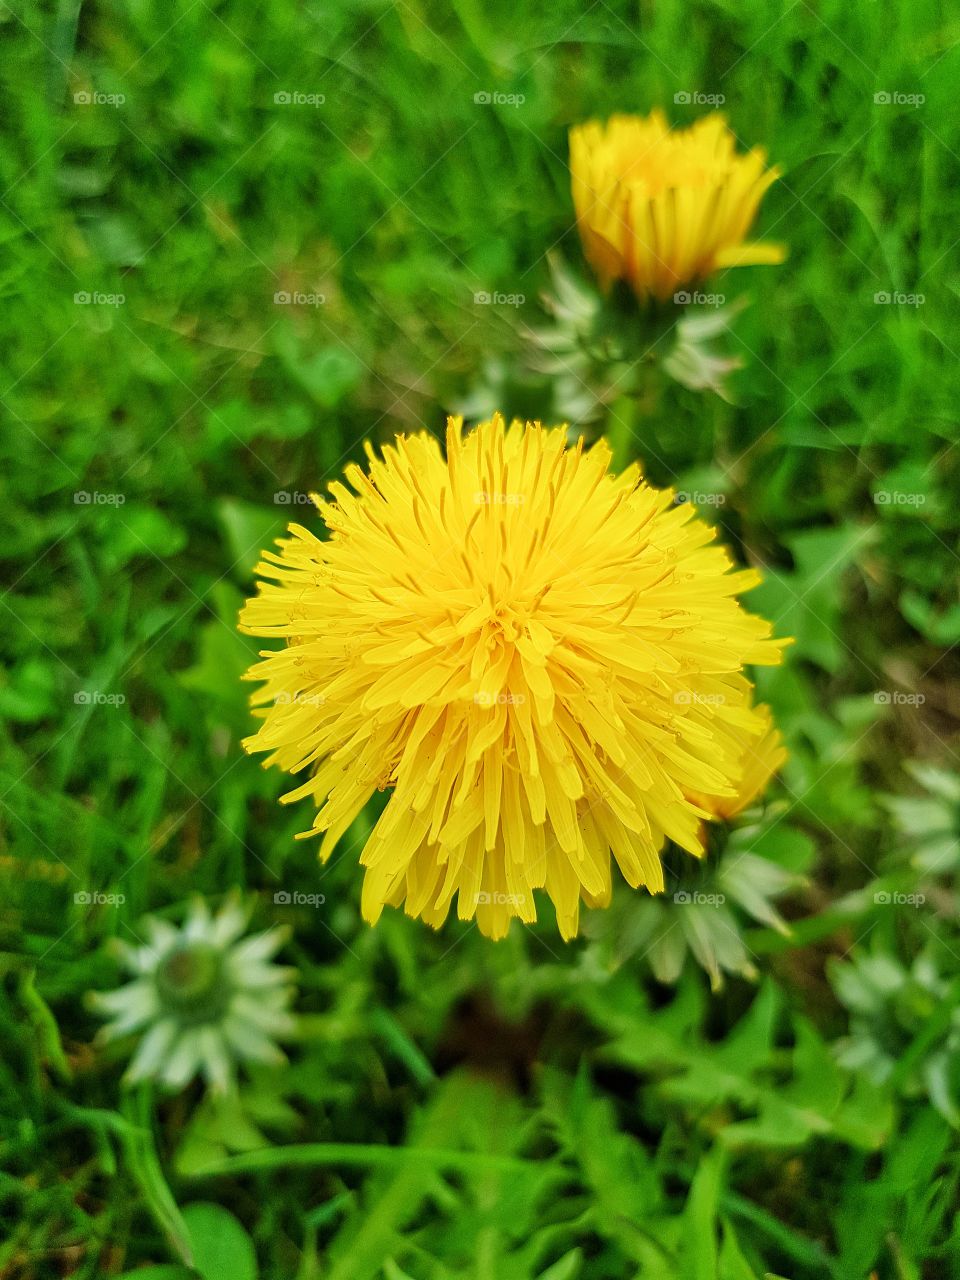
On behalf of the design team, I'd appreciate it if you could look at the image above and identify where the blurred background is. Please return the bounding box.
[2,1,960,1277]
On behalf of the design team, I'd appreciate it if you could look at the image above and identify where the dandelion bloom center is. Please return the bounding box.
[239,415,786,939]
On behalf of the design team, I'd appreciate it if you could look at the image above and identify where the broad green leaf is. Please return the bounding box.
[183,1202,258,1280]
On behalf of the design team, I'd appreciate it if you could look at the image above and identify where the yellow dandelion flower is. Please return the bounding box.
[687,702,787,822]
[239,415,787,940]
[570,110,786,302]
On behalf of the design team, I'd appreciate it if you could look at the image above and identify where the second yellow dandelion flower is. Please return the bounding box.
[569,110,786,302]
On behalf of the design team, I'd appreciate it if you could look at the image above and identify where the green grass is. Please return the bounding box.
[3,0,960,1276]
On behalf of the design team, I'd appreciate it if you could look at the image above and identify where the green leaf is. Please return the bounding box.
[103,504,188,572]
[537,1249,584,1280]
[182,1203,258,1280]
[178,582,257,724]
[274,330,363,408]
[18,970,71,1081]
[718,1218,763,1280]
[682,1147,724,1280]
[541,1064,671,1268]
[0,658,61,724]
[598,980,892,1152]
[748,525,872,673]
[216,497,286,582]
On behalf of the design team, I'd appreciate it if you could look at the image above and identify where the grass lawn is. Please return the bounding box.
[2,0,960,1276]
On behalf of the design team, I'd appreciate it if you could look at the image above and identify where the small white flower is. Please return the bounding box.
[90,895,297,1094]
